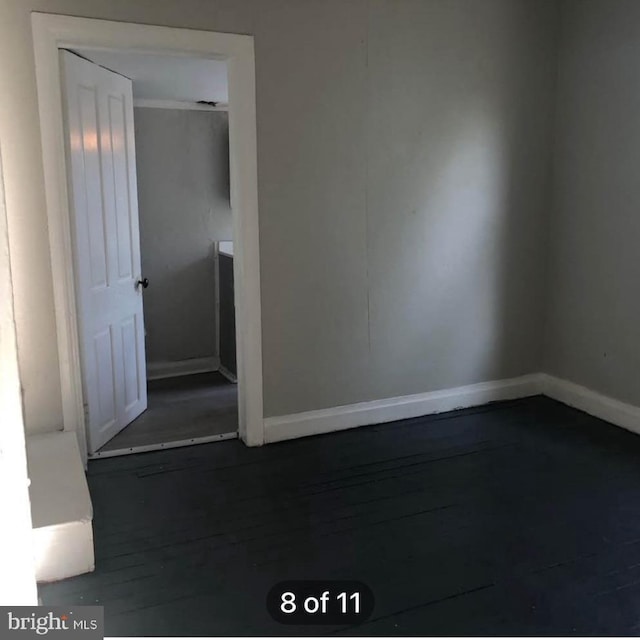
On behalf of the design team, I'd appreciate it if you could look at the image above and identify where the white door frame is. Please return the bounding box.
[32,13,265,463]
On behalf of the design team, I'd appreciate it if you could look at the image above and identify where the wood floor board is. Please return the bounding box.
[39,395,640,635]
[90,461,634,578]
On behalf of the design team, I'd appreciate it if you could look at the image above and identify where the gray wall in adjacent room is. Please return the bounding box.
[545,0,640,406]
[0,0,558,433]
[134,107,231,366]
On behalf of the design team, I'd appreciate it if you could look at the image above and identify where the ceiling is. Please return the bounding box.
[72,49,228,104]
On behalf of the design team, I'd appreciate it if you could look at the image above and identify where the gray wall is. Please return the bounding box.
[0,0,558,434]
[545,0,640,406]
[134,107,231,365]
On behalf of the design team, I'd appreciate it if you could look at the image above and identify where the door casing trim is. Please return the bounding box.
[32,13,265,463]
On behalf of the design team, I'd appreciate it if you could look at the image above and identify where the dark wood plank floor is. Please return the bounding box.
[40,396,640,636]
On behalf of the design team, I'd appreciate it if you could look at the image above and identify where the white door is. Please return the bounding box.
[60,50,147,454]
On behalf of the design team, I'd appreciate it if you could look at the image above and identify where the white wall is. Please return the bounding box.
[134,107,231,366]
[0,146,38,604]
[0,0,558,435]
[545,0,640,407]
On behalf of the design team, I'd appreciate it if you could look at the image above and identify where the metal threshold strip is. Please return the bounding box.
[89,431,238,459]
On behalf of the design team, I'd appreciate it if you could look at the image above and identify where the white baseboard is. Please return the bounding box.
[26,432,94,582]
[32,520,94,583]
[540,374,640,436]
[264,373,545,444]
[147,356,220,381]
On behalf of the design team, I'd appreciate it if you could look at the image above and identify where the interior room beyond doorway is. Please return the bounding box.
[64,47,239,457]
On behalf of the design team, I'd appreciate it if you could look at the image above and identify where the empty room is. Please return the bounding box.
[1,0,640,637]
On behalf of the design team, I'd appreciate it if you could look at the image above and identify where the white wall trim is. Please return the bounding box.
[540,374,640,436]
[133,98,228,111]
[26,431,93,582]
[263,372,640,446]
[147,356,220,381]
[264,373,545,443]
[31,13,265,461]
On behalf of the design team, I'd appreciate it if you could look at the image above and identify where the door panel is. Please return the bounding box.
[94,328,116,431]
[77,85,108,289]
[107,94,135,280]
[61,50,147,453]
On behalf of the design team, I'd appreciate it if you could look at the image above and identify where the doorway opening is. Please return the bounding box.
[59,48,239,457]
[32,14,264,464]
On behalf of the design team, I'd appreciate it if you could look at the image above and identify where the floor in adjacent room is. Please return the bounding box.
[41,395,640,636]
[98,372,238,453]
